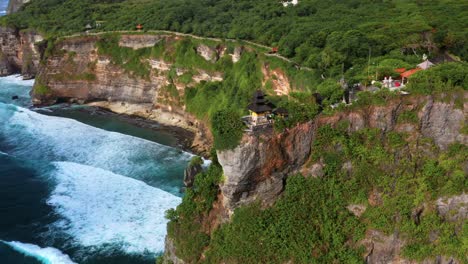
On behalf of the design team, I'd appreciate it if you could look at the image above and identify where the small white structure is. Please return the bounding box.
[417,60,434,70]
[282,0,299,7]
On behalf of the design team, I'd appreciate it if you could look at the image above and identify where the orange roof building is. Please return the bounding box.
[394,68,406,74]
[401,68,422,78]
[401,68,422,83]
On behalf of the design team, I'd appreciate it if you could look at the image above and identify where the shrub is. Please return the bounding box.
[211,109,245,150]
[397,110,419,124]
[34,84,51,95]
[406,62,468,95]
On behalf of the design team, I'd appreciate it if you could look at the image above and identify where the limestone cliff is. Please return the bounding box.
[32,34,222,154]
[163,92,466,263]
[6,0,30,14]
[30,33,298,154]
[0,26,42,78]
[217,93,467,215]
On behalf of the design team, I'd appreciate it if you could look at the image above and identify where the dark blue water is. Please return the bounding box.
[0,76,191,264]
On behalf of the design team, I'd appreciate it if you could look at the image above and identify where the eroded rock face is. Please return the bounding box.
[232,46,244,63]
[420,97,467,149]
[361,230,406,264]
[184,162,203,188]
[436,194,467,223]
[196,44,218,62]
[217,94,467,215]
[163,237,185,264]
[217,122,314,215]
[0,27,42,78]
[262,63,291,96]
[360,229,462,264]
[7,0,30,14]
[347,204,367,217]
[119,34,166,49]
[33,35,218,154]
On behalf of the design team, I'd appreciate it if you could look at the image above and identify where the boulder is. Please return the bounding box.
[183,157,203,188]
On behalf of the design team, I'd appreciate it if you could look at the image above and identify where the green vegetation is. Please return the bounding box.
[7,0,468,151]
[166,121,467,263]
[3,0,467,82]
[96,34,152,78]
[34,83,51,95]
[166,162,223,261]
[271,92,319,131]
[206,174,365,263]
[189,156,204,167]
[397,110,419,124]
[405,62,468,95]
[211,109,244,151]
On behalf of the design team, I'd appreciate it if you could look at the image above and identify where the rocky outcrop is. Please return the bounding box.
[7,0,30,14]
[361,230,406,264]
[163,237,185,264]
[196,44,218,62]
[420,98,466,149]
[262,63,291,96]
[184,160,203,188]
[436,193,467,223]
[217,94,467,215]
[217,122,313,215]
[0,26,42,78]
[360,230,461,264]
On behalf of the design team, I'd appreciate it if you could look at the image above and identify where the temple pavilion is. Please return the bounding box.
[244,89,288,132]
[247,90,275,126]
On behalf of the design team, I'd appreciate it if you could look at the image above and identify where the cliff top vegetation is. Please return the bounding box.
[3,0,467,77]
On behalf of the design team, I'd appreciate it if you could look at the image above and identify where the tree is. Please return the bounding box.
[211,109,245,150]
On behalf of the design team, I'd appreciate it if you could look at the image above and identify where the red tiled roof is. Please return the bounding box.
[401,68,422,78]
[394,68,406,73]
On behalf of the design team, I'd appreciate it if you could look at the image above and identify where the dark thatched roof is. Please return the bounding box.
[247,90,275,113]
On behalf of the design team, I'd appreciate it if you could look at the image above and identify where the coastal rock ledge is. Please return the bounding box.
[217,94,467,215]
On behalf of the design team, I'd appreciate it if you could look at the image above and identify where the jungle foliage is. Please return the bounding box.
[3,0,468,80]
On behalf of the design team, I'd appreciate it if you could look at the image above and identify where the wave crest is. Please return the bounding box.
[1,240,76,264]
[47,162,181,255]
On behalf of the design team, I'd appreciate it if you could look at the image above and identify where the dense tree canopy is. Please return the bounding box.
[4,0,467,68]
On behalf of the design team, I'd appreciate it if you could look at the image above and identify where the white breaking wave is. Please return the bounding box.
[0,103,192,191]
[47,162,181,254]
[0,75,35,86]
[1,240,76,264]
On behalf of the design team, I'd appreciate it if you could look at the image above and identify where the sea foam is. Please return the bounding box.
[0,103,192,192]
[0,75,35,86]
[1,240,76,264]
[47,162,181,255]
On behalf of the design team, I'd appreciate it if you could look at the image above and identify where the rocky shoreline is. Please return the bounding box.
[36,104,201,156]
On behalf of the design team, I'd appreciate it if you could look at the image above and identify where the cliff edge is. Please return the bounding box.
[0,26,42,78]
[7,0,30,14]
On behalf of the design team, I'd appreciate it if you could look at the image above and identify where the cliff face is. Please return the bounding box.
[217,94,467,215]
[31,34,296,154]
[33,34,222,153]
[6,0,30,14]
[213,93,467,263]
[0,26,42,78]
